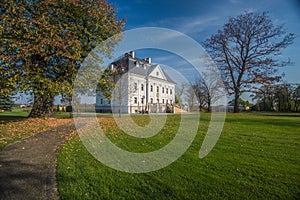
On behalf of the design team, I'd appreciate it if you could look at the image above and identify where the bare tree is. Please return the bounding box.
[194,60,224,112]
[185,85,197,111]
[193,79,207,111]
[175,82,187,107]
[204,12,295,112]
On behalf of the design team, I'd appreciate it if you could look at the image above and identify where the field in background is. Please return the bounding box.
[56,113,300,199]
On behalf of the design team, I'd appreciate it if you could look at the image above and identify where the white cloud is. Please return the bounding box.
[148,15,222,36]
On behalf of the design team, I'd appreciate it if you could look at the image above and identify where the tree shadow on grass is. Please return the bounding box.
[0,116,28,124]
[260,113,300,118]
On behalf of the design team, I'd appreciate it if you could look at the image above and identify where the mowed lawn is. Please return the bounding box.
[57,113,300,199]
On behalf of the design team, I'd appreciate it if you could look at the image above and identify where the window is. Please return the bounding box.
[150,98,153,103]
[134,83,137,90]
[157,86,159,92]
[166,88,168,94]
[108,100,111,105]
[100,99,103,104]
[141,84,144,91]
[150,85,153,92]
[170,89,173,95]
[156,71,159,76]
[166,99,168,104]
[157,99,159,103]
[134,97,137,104]
[141,98,144,104]
[162,99,164,104]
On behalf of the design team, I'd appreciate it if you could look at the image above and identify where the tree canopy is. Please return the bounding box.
[203,11,295,112]
[1,0,124,117]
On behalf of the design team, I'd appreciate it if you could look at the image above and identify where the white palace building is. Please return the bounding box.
[95,51,176,114]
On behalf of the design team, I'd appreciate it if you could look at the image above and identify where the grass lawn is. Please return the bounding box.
[0,108,30,119]
[57,113,300,199]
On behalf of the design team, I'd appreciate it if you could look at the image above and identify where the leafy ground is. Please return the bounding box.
[57,113,300,199]
[0,108,72,149]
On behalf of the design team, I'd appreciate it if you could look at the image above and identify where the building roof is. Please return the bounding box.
[129,64,175,84]
[110,51,176,84]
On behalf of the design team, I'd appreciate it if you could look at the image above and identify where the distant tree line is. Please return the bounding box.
[251,83,300,112]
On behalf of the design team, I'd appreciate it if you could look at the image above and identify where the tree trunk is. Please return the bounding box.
[207,94,211,112]
[29,91,55,118]
[233,93,240,113]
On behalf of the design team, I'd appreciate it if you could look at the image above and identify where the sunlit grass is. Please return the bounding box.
[57,113,300,199]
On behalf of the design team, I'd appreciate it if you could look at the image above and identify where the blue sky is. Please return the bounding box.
[110,0,300,84]
[16,0,300,104]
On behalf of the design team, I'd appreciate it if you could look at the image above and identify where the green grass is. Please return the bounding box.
[0,108,74,120]
[0,108,30,120]
[57,113,300,199]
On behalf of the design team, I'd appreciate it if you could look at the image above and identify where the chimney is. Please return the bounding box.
[144,57,151,64]
[129,51,135,58]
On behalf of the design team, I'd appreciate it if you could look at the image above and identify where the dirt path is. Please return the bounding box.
[0,123,76,200]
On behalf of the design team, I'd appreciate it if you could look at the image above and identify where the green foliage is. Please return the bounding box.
[252,83,300,112]
[0,95,14,111]
[97,68,116,100]
[66,106,72,113]
[57,113,300,199]
[1,0,124,117]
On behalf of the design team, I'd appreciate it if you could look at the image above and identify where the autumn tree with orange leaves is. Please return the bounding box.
[1,0,124,117]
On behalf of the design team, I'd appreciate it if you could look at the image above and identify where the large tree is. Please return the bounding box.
[203,12,295,112]
[1,0,124,117]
